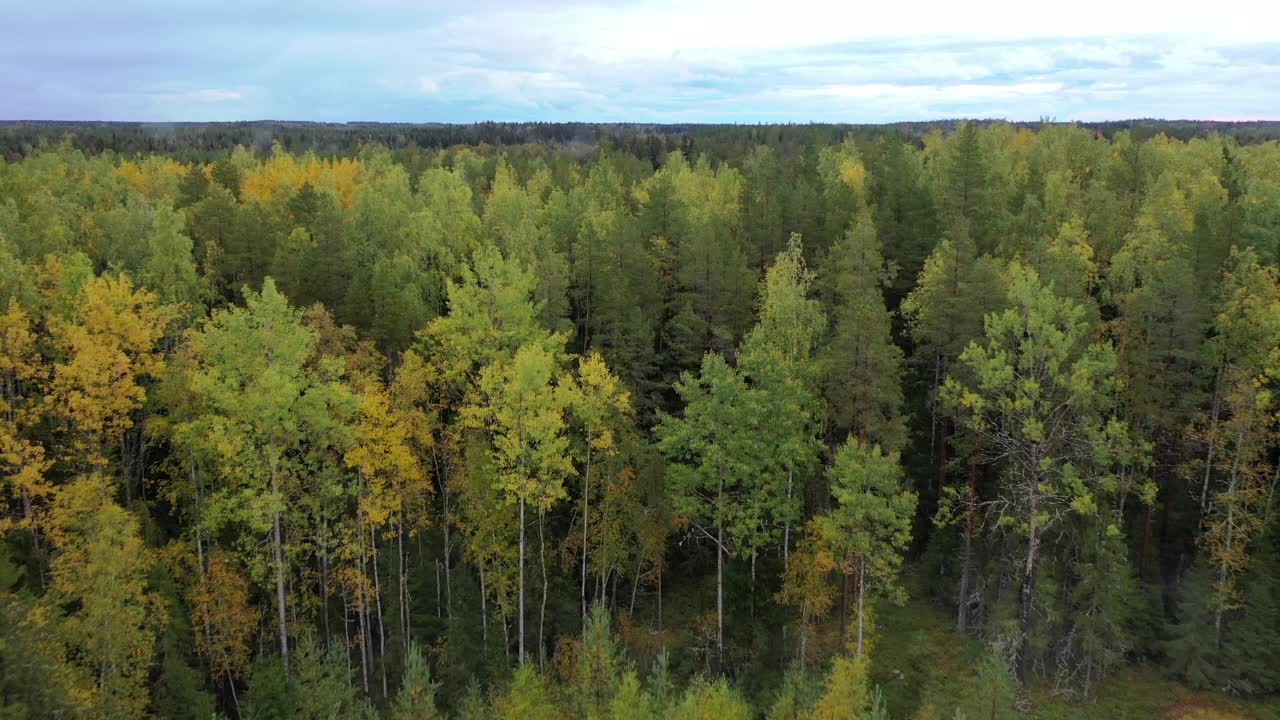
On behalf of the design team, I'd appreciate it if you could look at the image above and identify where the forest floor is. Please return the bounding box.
[869,576,1280,720]
[627,561,1278,719]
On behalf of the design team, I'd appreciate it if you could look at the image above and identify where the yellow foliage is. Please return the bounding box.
[345,349,437,538]
[240,143,363,208]
[811,655,871,720]
[839,159,867,192]
[0,300,52,534]
[192,553,258,682]
[114,156,189,199]
[50,274,173,468]
[47,474,163,719]
[777,536,837,625]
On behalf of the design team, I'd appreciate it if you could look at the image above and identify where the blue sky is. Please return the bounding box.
[5,0,1280,123]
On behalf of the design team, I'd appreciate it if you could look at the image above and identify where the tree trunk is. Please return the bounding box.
[273,509,289,673]
[938,416,949,495]
[343,595,353,679]
[479,564,488,644]
[630,556,643,616]
[840,567,849,643]
[716,473,725,672]
[190,457,214,656]
[434,448,453,619]
[958,459,977,631]
[799,621,808,671]
[518,497,526,666]
[657,564,664,652]
[20,487,39,553]
[598,479,611,600]
[1018,522,1040,683]
[398,517,408,644]
[1200,364,1225,519]
[1214,429,1245,649]
[783,465,793,571]
[226,669,241,718]
[356,593,370,695]
[582,443,592,632]
[539,510,548,671]
[502,611,510,659]
[856,559,866,658]
[370,525,388,698]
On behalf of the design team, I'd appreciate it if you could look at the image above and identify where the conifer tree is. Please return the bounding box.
[823,210,906,452]
[942,263,1149,681]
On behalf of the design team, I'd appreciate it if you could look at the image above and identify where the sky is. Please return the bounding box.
[4,0,1280,123]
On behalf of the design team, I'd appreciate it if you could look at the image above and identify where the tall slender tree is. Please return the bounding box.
[942,263,1149,681]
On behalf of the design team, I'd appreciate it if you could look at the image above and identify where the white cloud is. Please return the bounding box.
[996,46,1056,73]
[1057,41,1136,66]
[13,0,1280,121]
[1158,44,1229,72]
[187,89,241,102]
[780,81,1062,102]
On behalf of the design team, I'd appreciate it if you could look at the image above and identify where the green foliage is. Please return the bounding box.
[142,201,202,309]
[243,655,296,720]
[669,677,752,720]
[811,655,871,720]
[765,666,820,720]
[46,475,162,719]
[571,604,625,718]
[608,670,657,720]
[392,643,442,720]
[0,585,84,719]
[493,665,564,720]
[816,438,917,654]
[292,634,372,720]
[150,562,217,720]
[1,123,1279,720]
[942,262,1149,685]
[822,211,906,451]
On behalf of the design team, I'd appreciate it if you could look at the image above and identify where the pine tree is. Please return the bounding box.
[493,664,565,720]
[392,642,442,720]
[822,211,905,452]
[609,670,658,720]
[810,655,871,720]
[942,263,1148,682]
[670,677,752,720]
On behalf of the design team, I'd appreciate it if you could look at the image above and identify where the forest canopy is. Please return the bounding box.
[1,120,1279,719]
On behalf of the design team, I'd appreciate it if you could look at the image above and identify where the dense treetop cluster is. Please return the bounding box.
[0,121,1278,718]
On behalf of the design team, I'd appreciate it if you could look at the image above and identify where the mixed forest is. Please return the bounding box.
[1,120,1279,719]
